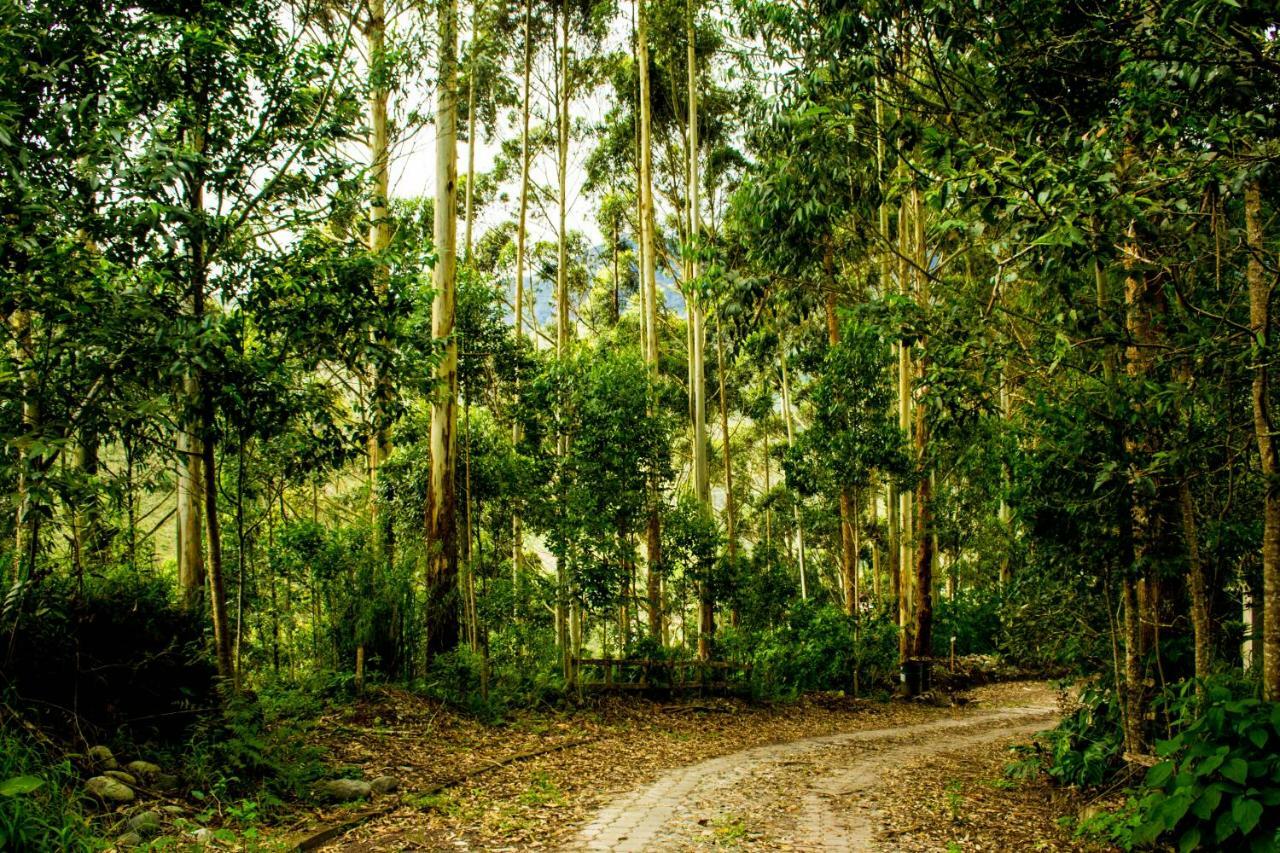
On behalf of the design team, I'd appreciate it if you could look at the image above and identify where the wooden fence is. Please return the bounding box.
[570,657,752,692]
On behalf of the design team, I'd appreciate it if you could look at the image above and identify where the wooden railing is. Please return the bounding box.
[570,657,751,691]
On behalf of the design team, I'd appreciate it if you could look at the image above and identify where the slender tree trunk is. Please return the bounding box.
[1246,181,1280,701]
[762,388,772,550]
[897,196,913,660]
[178,84,212,620]
[511,0,533,607]
[426,0,461,657]
[871,477,882,607]
[555,3,575,684]
[74,427,106,575]
[464,397,479,652]
[202,409,233,685]
[177,380,204,608]
[1121,574,1144,754]
[463,0,479,263]
[11,306,39,586]
[363,0,394,684]
[716,312,737,626]
[825,288,857,617]
[637,0,663,644]
[887,479,899,620]
[686,0,712,660]
[779,343,805,598]
[909,185,933,663]
[268,483,280,674]
[875,86,899,626]
[1122,216,1160,750]
[998,376,1012,586]
[234,437,247,692]
[1179,479,1211,686]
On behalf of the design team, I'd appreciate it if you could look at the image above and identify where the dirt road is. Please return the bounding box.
[572,683,1059,851]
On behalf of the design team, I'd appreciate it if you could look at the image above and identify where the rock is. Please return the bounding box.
[314,778,372,802]
[370,775,399,795]
[87,745,118,770]
[152,772,180,792]
[125,760,161,779]
[104,770,137,785]
[192,827,216,847]
[85,775,134,803]
[115,831,143,848]
[128,810,162,836]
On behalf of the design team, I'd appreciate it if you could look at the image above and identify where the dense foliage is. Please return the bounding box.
[1,0,1277,848]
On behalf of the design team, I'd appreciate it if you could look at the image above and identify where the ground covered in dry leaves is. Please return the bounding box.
[269,681,1111,851]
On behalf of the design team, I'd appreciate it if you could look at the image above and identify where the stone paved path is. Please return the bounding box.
[571,693,1058,852]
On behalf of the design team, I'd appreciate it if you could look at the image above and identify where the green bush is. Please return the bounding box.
[997,564,1110,673]
[419,624,564,719]
[2,570,216,744]
[0,722,99,851]
[185,693,326,802]
[1041,682,1125,788]
[720,601,898,698]
[932,587,1001,657]
[1089,680,1280,851]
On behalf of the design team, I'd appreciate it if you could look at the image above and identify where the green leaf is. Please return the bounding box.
[1178,826,1201,853]
[1147,761,1175,788]
[1215,808,1239,843]
[0,776,44,797]
[1232,798,1262,835]
[1199,754,1224,776]
[1222,758,1249,785]
[1193,785,1223,820]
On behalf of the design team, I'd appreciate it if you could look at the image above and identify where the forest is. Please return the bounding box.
[1,0,1278,850]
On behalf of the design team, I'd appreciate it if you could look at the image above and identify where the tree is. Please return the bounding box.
[427,0,462,657]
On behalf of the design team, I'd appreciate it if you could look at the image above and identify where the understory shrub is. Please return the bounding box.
[1086,680,1280,851]
[721,601,897,698]
[0,720,98,851]
[1041,682,1126,788]
[932,587,1001,657]
[1,570,217,745]
[184,692,327,802]
[418,622,563,718]
[997,563,1110,673]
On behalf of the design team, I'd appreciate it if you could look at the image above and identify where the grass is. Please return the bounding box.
[712,813,749,845]
[944,779,966,822]
[517,772,565,807]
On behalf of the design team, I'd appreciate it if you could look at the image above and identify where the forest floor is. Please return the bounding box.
[271,679,1113,852]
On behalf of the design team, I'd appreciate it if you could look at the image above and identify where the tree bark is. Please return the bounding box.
[897,196,913,662]
[998,375,1012,586]
[363,0,395,685]
[825,289,857,617]
[1122,216,1161,748]
[637,0,663,644]
[716,312,737,626]
[554,2,576,684]
[909,185,932,663]
[510,0,533,606]
[1179,479,1211,685]
[11,307,39,586]
[202,408,233,685]
[686,0,712,660]
[779,343,806,598]
[463,0,480,263]
[426,0,461,657]
[1246,180,1279,701]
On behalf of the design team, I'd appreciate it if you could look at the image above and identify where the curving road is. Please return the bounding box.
[571,689,1059,851]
